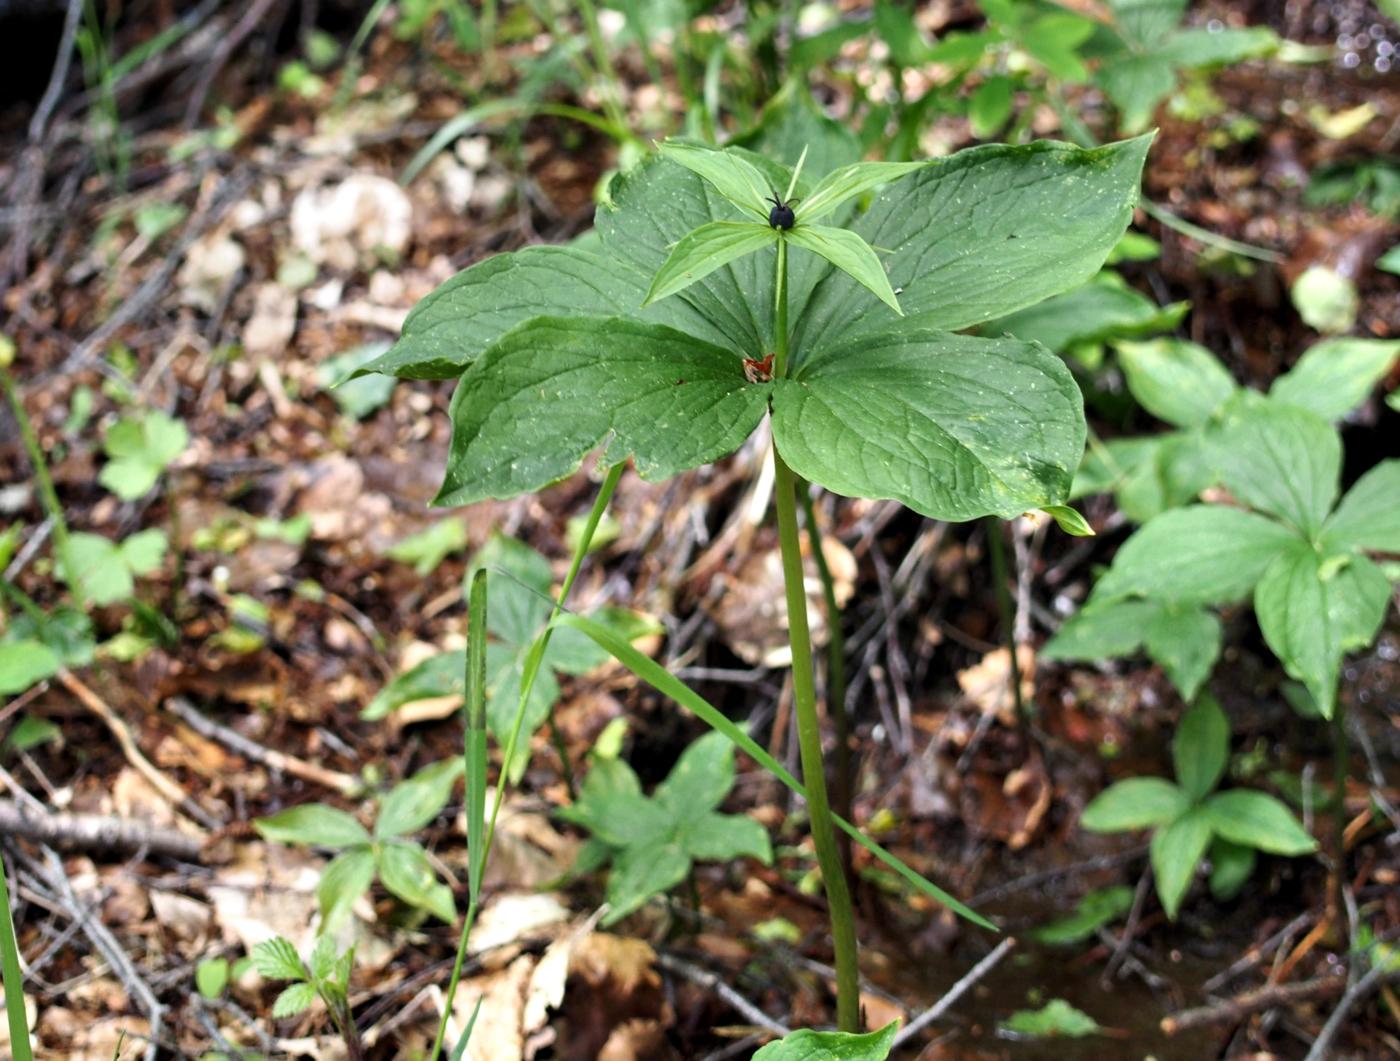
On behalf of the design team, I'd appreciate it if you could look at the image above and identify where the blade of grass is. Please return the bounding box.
[0,854,33,1061]
[549,610,995,931]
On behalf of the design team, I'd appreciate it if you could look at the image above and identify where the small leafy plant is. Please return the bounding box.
[1082,696,1316,918]
[251,935,360,1056]
[97,408,188,500]
[559,730,773,924]
[255,759,463,927]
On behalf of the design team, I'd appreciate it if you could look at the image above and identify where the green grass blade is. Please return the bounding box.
[549,611,996,931]
[0,855,33,1061]
[448,995,485,1061]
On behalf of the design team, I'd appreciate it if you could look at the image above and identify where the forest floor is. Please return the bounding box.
[0,1,1398,1058]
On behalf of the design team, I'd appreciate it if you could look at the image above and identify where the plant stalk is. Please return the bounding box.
[1328,707,1349,940]
[986,518,1027,722]
[771,230,859,1031]
[0,852,33,1061]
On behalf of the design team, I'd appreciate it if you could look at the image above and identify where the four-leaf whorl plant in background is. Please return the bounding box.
[369,132,1150,1032]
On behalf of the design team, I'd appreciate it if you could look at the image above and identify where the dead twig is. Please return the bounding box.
[164,696,359,794]
[655,951,790,1037]
[892,937,1017,1048]
[1161,974,1348,1035]
[0,798,204,861]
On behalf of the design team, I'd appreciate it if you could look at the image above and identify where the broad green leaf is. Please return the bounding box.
[656,141,773,221]
[1029,886,1134,946]
[679,811,773,863]
[378,840,456,921]
[385,519,467,576]
[560,758,674,849]
[1117,339,1237,429]
[256,804,371,849]
[643,221,778,306]
[772,330,1084,521]
[485,644,560,778]
[793,136,1153,352]
[65,533,133,606]
[375,759,464,838]
[435,318,768,507]
[0,640,60,696]
[794,160,926,223]
[991,275,1188,353]
[1156,26,1278,66]
[1215,403,1339,536]
[1172,695,1229,801]
[4,714,61,752]
[1072,436,1161,499]
[356,246,722,380]
[272,982,317,1018]
[753,1021,899,1060]
[99,411,188,500]
[251,937,306,981]
[655,731,734,818]
[1269,338,1400,421]
[319,847,376,929]
[119,529,168,575]
[1143,605,1221,701]
[1151,807,1212,919]
[785,224,901,313]
[1000,999,1102,1039]
[1093,505,1298,606]
[1321,461,1400,554]
[603,841,691,924]
[1043,598,1159,661]
[1208,837,1255,901]
[1097,53,1176,133]
[1254,542,1391,718]
[1204,790,1317,856]
[1082,777,1189,832]
[1107,0,1186,48]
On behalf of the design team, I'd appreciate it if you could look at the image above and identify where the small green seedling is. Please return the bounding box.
[1029,885,1134,947]
[61,529,168,607]
[1082,696,1316,919]
[365,535,655,778]
[251,935,358,1050]
[999,998,1102,1040]
[98,408,188,500]
[1056,400,1399,717]
[256,759,463,927]
[384,518,468,576]
[559,731,772,924]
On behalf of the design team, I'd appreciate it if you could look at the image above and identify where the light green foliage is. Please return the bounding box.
[1379,244,1400,276]
[1291,265,1359,335]
[98,410,188,500]
[195,957,229,1000]
[134,203,187,242]
[752,1020,899,1060]
[1030,885,1135,946]
[990,271,1188,360]
[371,136,1148,525]
[0,642,61,696]
[62,529,168,606]
[319,344,398,419]
[1000,998,1102,1039]
[364,536,656,778]
[385,518,468,576]
[251,935,356,1036]
[1094,0,1277,133]
[255,759,464,927]
[1082,697,1315,918]
[559,731,773,925]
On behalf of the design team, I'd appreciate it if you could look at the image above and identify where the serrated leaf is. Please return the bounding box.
[1270,339,1400,422]
[1321,461,1400,554]
[753,1021,900,1060]
[318,847,376,930]
[772,330,1084,521]
[378,840,457,921]
[679,811,773,864]
[1083,777,1189,832]
[1172,695,1229,801]
[1151,807,1212,919]
[1215,402,1339,536]
[603,841,691,925]
[794,160,926,223]
[793,136,1152,352]
[256,804,371,849]
[657,141,773,221]
[0,640,61,696]
[1204,790,1317,855]
[251,937,306,981]
[643,221,777,306]
[786,224,901,313]
[435,317,768,507]
[655,731,735,818]
[1092,505,1298,606]
[271,981,318,1019]
[1117,339,1237,429]
[309,935,337,982]
[1254,542,1391,718]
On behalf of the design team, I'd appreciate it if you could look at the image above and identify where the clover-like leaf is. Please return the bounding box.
[99,411,188,501]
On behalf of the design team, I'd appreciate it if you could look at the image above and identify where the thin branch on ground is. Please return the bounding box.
[0,799,204,861]
[655,951,789,1037]
[892,938,1017,1048]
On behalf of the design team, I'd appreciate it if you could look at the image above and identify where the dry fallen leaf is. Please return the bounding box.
[957,645,1035,723]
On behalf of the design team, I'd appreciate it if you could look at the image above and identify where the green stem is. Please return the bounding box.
[0,365,80,607]
[775,452,861,1031]
[0,853,33,1061]
[1329,707,1349,937]
[576,0,632,141]
[770,229,859,1031]
[986,518,1026,721]
[799,485,852,873]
